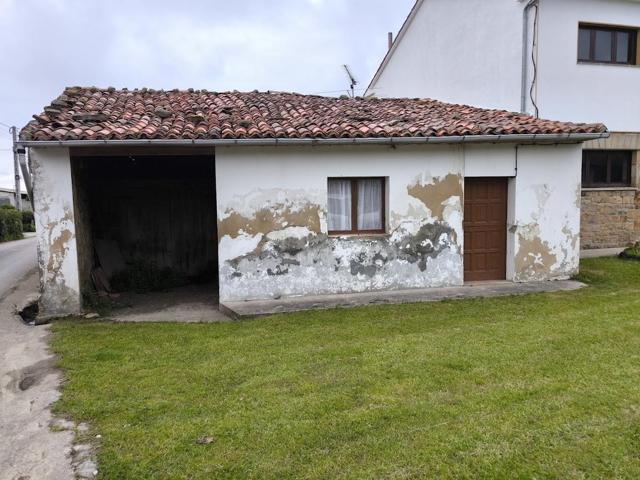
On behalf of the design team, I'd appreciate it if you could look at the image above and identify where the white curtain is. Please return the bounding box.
[328,179,352,231]
[357,178,383,230]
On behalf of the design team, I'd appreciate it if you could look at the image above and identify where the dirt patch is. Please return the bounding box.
[0,271,75,479]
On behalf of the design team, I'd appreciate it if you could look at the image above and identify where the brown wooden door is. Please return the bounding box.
[463,177,507,282]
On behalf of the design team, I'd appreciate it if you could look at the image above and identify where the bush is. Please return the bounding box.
[620,242,640,260]
[21,210,35,232]
[0,206,23,242]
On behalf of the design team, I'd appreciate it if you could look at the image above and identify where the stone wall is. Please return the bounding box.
[581,188,640,249]
[581,138,640,250]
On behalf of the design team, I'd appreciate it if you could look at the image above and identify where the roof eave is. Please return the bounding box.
[18,132,610,148]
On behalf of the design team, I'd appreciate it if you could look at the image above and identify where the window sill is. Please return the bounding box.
[577,61,640,68]
[582,186,637,192]
[328,232,390,240]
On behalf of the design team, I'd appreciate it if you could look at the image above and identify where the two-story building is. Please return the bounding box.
[367,0,640,250]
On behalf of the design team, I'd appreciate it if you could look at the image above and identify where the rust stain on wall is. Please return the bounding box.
[45,208,75,282]
[218,204,321,239]
[407,173,463,220]
[47,229,73,280]
[514,235,557,279]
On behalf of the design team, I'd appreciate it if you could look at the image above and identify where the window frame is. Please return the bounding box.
[327,177,386,235]
[582,150,632,188]
[578,23,638,65]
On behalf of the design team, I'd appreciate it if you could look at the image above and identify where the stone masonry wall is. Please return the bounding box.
[581,189,640,249]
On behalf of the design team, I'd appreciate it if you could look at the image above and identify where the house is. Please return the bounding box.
[367,0,640,250]
[20,87,607,318]
[0,187,29,210]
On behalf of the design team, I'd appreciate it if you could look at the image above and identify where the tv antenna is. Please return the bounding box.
[342,64,358,98]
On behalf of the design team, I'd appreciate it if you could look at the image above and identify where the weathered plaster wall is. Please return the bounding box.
[31,147,81,317]
[215,145,465,302]
[510,144,583,282]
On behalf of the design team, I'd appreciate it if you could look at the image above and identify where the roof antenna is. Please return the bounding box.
[342,64,358,98]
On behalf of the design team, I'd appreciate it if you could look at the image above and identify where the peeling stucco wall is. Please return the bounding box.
[215,145,465,302]
[31,147,81,317]
[510,144,582,282]
[28,141,582,314]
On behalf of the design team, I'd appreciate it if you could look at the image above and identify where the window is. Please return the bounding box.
[582,150,632,187]
[578,24,637,65]
[327,177,385,234]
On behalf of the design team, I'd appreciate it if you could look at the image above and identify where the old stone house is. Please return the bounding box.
[20,87,607,318]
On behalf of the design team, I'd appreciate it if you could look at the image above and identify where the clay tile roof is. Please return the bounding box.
[20,87,607,142]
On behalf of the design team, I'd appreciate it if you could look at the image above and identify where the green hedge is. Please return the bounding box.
[0,205,23,242]
[21,210,35,232]
[620,242,640,260]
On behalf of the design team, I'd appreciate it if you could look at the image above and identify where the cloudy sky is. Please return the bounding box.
[0,0,414,189]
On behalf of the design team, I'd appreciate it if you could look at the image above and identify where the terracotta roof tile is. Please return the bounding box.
[20,87,607,142]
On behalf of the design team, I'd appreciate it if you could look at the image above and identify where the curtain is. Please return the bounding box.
[328,179,352,231]
[357,178,383,230]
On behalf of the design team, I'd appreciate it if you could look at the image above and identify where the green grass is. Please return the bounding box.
[51,258,640,479]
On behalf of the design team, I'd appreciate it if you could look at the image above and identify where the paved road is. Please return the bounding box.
[0,234,76,479]
[0,234,38,301]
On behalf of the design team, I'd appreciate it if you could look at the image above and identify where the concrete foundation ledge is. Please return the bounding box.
[221,280,585,318]
[581,248,625,259]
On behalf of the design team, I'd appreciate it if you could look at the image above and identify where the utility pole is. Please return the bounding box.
[10,126,21,211]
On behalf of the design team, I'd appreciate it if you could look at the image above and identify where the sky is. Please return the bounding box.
[0,0,414,189]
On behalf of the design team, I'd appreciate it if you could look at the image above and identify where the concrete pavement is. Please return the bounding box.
[580,247,625,259]
[223,279,586,318]
[0,234,37,301]
[0,235,76,480]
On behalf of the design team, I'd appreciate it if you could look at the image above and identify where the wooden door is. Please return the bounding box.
[463,177,507,282]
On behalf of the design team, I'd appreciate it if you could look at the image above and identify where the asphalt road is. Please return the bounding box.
[0,234,38,301]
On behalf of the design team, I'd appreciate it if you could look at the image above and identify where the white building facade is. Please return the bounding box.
[368,0,640,249]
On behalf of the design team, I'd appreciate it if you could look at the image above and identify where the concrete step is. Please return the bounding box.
[221,280,585,318]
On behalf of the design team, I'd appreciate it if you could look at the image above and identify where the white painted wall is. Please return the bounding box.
[216,144,466,301]
[215,142,581,302]
[464,144,517,177]
[537,0,640,131]
[31,147,81,317]
[27,142,581,313]
[368,0,524,112]
[369,0,640,131]
[510,144,583,281]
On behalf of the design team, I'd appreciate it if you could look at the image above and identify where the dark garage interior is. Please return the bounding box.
[71,154,219,318]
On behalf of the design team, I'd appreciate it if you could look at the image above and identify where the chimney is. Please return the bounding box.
[387,32,393,51]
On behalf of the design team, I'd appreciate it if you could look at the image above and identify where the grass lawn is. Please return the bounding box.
[51,258,640,479]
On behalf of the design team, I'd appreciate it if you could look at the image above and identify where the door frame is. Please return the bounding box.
[462,176,514,282]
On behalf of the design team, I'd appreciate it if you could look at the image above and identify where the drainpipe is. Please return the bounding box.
[17,147,33,210]
[521,0,538,114]
[10,126,21,211]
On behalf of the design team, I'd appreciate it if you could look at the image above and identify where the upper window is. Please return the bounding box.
[327,177,385,234]
[582,150,632,187]
[578,24,637,65]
